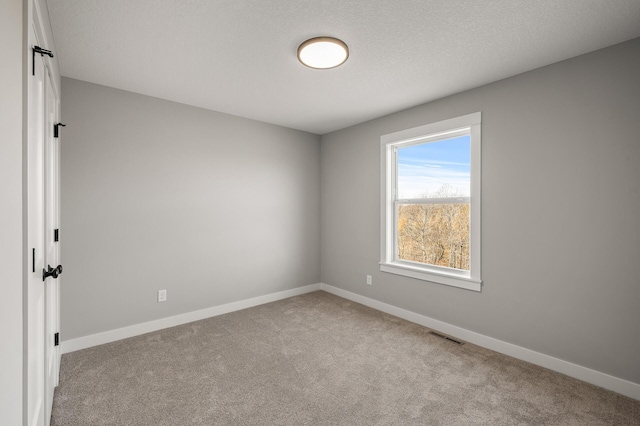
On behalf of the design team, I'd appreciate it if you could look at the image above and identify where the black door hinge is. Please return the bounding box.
[32,45,54,76]
[32,248,35,273]
[54,123,66,138]
[54,332,59,346]
[54,229,59,242]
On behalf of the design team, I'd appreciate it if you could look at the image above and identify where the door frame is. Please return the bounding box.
[26,23,46,426]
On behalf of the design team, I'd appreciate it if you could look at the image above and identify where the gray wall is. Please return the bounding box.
[321,38,640,384]
[0,0,24,423]
[61,78,320,340]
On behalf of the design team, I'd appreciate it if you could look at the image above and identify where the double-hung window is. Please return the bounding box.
[380,112,481,291]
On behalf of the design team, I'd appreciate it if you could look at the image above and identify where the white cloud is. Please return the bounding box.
[398,164,470,198]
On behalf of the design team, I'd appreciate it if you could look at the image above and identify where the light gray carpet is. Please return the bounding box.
[52,291,640,425]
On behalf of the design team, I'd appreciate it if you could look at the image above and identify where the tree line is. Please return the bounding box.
[397,187,470,270]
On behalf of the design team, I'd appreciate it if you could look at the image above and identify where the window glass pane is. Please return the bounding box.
[397,135,470,199]
[397,203,470,271]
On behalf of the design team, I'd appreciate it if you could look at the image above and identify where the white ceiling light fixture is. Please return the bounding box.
[297,37,349,69]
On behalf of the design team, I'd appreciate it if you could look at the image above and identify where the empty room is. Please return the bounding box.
[3,0,640,425]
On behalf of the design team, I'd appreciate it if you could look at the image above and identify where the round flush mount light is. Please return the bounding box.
[297,37,349,69]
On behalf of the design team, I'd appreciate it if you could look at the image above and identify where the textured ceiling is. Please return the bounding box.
[46,0,640,135]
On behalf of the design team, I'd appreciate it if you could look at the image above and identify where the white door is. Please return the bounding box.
[27,31,46,426]
[43,64,61,425]
[28,32,61,426]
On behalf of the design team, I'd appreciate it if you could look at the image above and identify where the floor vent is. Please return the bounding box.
[428,331,464,345]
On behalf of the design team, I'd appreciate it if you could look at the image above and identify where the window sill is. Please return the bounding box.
[379,262,482,292]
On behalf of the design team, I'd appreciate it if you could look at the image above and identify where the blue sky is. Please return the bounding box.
[397,135,470,199]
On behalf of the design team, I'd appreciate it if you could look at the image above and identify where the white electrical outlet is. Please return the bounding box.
[158,289,167,302]
[366,275,372,285]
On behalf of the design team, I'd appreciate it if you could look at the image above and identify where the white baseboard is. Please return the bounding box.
[61,281,639,401]
[319,283,640,401]
[61,283,321,354]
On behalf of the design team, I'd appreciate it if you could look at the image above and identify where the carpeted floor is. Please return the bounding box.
[52,291,640,425]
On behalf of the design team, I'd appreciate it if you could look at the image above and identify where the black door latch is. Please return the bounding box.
[43,264,63,281]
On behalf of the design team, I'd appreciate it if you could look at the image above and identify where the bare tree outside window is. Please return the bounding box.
[396,139,471,271]
[397,193,470,270]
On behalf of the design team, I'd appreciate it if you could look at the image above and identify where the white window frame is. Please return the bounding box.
[380,112,482,292]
